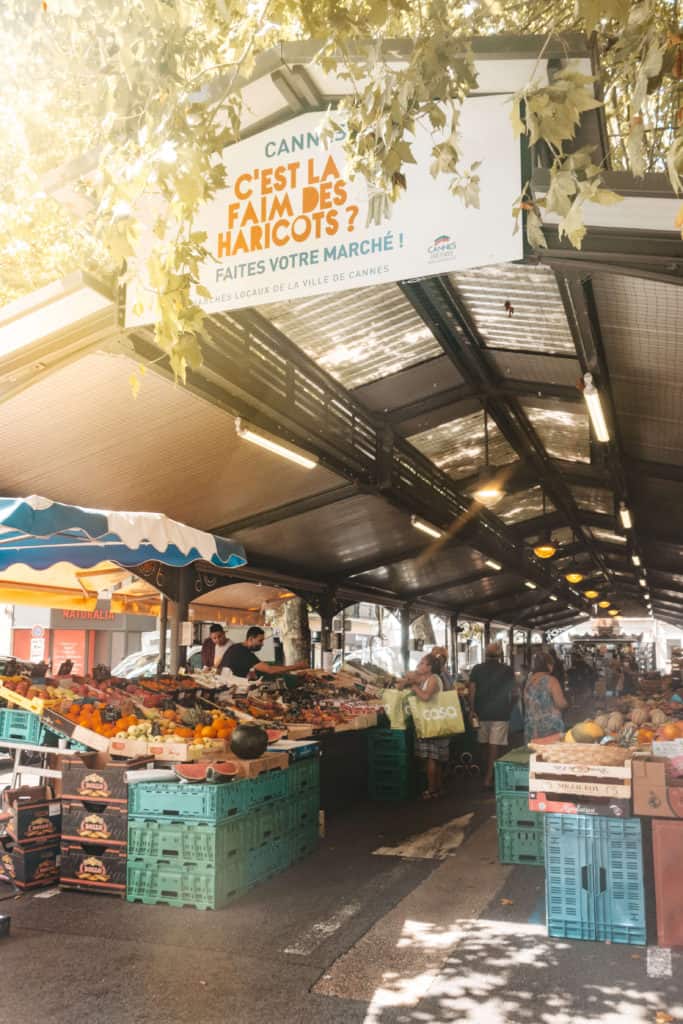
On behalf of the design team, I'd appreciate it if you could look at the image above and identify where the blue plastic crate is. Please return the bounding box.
[496,793,542,832]
[246,838,290,887]
[0,708,48,746]
[286,792,320,835]
[128,780,246,822]
[286,757,320,797]
[242,801,290,850]
[242,769,288,810]
[544,814,646,945]
[498,827,544,866]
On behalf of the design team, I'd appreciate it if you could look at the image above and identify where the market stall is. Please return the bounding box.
[494,678,683,947]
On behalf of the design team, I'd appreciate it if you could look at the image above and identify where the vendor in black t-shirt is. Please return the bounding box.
[219,626,307,678]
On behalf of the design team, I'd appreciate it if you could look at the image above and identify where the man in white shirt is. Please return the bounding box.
[201,624,231,670]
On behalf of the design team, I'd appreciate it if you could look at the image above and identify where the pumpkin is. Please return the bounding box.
[571,720,605,743]
[630,708,649,726]
[230,724,268,760]
[650,709,668,727]
[607,712,624,732]
[564,729,576,743]
[636,727,655,744]
[657,723,679,741]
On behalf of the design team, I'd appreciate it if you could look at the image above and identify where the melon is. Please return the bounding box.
[650,709,667,727]
[607,712,624,732]
[595,715,610,730]
[230,724,268,760]
[209,761,239,778]
[174,763,209,782]
[630,708,649,726]
[571,720,605,743]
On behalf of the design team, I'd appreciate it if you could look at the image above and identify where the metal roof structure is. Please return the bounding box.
[2,34,683,635]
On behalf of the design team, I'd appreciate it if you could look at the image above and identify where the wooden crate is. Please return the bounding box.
[529,753,632,801]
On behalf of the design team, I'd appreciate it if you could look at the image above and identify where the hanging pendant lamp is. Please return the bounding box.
[470,409,506,508]
[532,488,557,559]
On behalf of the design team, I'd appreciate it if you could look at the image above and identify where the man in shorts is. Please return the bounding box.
[469,642,516,790]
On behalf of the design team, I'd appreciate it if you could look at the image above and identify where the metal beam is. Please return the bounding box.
[214,485,362,535]
[401,569,498,601]
[401,275,610,597]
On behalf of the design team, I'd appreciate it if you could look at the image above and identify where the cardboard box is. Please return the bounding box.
[40,707,110,752]
[147,739,226,762]
[61,800,127,847]
[2,786,61,847]
[652,739,683,758]
[632,758,683,818]
[0,839,61,890]
[46,751,100,797]
[529,753,632,801]
[61,755,152,805]
[59,842,126,895]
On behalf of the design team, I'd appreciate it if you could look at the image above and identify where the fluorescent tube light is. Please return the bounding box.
[485,559,502,571]
[583,373,610,443]
[235,419,317,469]
[524,581,537,590]
[549,595,558,602]
[619,503,632,530]
[631,554,641,567]
[410,515,443,540]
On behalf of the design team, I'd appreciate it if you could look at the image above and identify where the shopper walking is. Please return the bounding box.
[468,642,516,790]
[524,652,568,743]
[397,653,450,799]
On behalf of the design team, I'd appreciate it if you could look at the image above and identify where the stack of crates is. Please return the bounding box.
[544,813,646,945]
[367,727,418,802]
[0,708,51,746]
[126,756,320,910]
[494,748,544,866]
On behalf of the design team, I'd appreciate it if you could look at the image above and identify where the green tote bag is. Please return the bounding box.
[408,690,465,739]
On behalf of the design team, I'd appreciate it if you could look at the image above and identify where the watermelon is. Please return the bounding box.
[208,761,239,779]
[230,724,268,760]
[267,729,285,744]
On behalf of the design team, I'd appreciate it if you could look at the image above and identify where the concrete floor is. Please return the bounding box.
[2,776,681,1024]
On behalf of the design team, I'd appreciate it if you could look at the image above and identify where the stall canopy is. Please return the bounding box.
[0,495,247,610]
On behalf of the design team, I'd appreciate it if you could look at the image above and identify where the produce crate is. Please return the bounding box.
[62,801,128,847]
[126,860,244,910]
[367,728,413,757]
[494,748,530,794]
[368,768,417,802]
[246,837,290,888]
[286,791,320,835]
[127,817,245,868]
[0,840,61,890]
[242,768,288,810]
[652,819,683,947]
[544,814,646,945]
[286,757,320,798]
[60,842,127,896]
[289,828,318,865]
[128,780,246,822]
[0,708,50,746]
[242,801,290,850]
[496,792,542,832]
[497,827,544,866]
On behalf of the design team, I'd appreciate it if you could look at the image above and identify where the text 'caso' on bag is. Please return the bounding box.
[408,691,465,739]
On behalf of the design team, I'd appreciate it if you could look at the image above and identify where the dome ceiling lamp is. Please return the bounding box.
[470,409,507,509]
[532,488,557,560]
[598,599,611,609]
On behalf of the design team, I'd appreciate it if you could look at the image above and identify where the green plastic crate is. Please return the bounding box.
[498,827,544,866]
[367,728,413,756]
[126,860,245,910]
[127,817,245,868]
[242,801,290,850]
[243,769,288,809]
[127,780,246,822]
[496,792,542,832]
[289,828,318,864]
[494,748,530,794]
[286,757,320,797]
[286,792,319,835]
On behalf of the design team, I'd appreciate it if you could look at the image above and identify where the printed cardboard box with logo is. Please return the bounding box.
[2,786,61,847]
[632,758,683,819]
[0,837,61,890]
[61,755,151,805]
[60,842,126,895]
[61,801,127,847]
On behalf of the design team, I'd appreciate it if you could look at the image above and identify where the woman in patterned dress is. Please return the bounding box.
[524,652,568,743]
[397,652,450,799]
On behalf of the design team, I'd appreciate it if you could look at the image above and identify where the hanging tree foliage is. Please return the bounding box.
[2,0,683,380]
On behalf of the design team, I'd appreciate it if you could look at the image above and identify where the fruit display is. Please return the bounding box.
[566,695,683,749]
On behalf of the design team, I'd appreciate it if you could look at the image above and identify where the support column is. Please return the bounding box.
[526,628,532,669]
[400,606,411,673]
[158,596,168,675]
[509,626,514,669]
[449,613,459,677]
[172,567,194,672]
[484,621,491,649]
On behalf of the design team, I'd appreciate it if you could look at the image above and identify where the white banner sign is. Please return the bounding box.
[125,95,522,326]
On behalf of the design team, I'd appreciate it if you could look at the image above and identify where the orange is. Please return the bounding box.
[201,725,217,738]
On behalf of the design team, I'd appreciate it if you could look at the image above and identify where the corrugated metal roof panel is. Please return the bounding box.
[591,527,627,546]
[260,284,441,389]
[571,485,614,516]
[522,400,591,463]
[593,274,683,466]
[496,486,556,524]
[408,410,518,481]
[450,263,576,353]
[490,350,581,386]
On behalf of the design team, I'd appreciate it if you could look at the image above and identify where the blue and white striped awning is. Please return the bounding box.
[0,495,246,573]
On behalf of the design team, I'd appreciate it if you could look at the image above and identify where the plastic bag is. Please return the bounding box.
[382,689,410,730]
[408,691,465,738]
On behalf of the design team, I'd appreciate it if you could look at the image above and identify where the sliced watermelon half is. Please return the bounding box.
[174,763,209,782]
[208,761,239,778]
[267,729,285,744]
